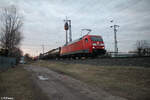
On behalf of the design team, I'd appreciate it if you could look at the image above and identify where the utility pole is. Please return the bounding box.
[68,20,72,42]
[64,17,72,45]
[110,20,120,56]
[66,26,68,44]
[41,44,44,54]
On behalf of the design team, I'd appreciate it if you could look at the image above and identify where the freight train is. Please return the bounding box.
[40,34,106,59]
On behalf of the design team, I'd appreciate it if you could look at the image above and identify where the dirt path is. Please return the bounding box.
[24,65,127,100]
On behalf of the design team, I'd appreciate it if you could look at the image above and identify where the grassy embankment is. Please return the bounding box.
[32,60,150,100]
[0,65,48,100]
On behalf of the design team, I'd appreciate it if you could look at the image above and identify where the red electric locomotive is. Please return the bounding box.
[60,35,106,57]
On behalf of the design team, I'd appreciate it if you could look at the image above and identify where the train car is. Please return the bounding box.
[47,47,61,59]
[60,35,106,57]
[40,47,60,59]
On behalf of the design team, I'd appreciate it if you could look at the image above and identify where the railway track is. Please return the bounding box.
[47,57,150,67]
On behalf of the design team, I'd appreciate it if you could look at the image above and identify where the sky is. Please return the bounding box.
[0,0,150,56]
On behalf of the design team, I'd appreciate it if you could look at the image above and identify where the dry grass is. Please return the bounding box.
[0,65,48,100]
[32,60,150,100]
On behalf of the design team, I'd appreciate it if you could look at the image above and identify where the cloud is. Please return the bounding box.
[0,0,150,55]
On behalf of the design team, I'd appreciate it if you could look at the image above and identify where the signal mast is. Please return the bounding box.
[64,17,72,45]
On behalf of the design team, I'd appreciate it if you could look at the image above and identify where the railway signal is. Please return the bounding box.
[64,22,69,30]
[64,17,72,45]
[64,21,69,44]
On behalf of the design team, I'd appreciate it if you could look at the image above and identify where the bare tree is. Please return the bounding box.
[24,53,32,62]
[0,6,23,56]
[135,40,150,56]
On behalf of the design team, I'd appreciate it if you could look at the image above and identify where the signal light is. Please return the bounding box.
[64,22,69,30]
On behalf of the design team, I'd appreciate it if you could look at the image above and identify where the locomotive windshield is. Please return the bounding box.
[91,37,103,41]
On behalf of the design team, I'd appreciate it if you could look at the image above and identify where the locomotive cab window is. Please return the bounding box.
[85,38,88,42]
[91,37,103,41]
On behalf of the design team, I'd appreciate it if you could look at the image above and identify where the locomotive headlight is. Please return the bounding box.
[100,43,104,46]
[92,46,95,49]
[92,43,96,46]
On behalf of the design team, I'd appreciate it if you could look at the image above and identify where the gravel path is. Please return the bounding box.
[24,65,127,100]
